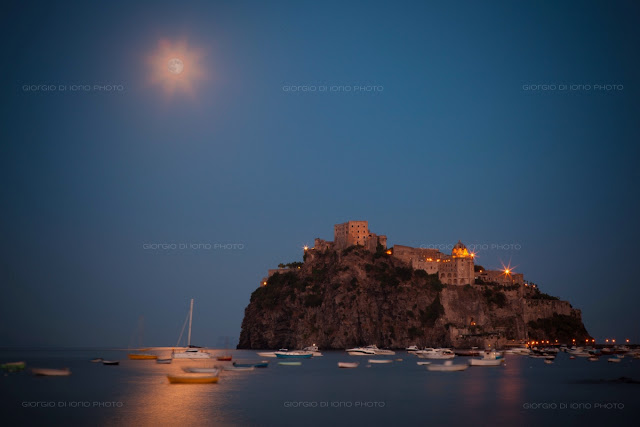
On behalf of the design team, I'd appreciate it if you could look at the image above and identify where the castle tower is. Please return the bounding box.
[439,240,475,285]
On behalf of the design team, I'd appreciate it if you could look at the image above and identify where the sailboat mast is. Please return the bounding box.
[187,298,194,347]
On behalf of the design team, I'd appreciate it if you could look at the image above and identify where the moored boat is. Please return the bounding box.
[128,353,158,360]
[544,359,554,364]
[102,360,119,366]
[338,362,359,368]
[90,358,103,363]
[426,361,468,372]
[223,366,255,371]
[416,348,456,359]
[182,367,220,374]
[368,359,393,364]
[156,358,172,364]
[608,357,621,363]
[233,361,269,368]
[257,352,277,358]
[278,361,302,366]
[1,361,26,372]
[167,374,218,384]
[275,350,313,359]
[416,361,431,366]
[469,351,504,366]
[32,368,71,376]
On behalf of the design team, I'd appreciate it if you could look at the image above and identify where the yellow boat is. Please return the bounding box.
[167,374,219,384]
[128,353,158,360]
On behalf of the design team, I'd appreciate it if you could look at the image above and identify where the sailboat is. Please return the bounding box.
[172,299,212,360]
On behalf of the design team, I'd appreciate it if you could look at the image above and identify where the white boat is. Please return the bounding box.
[346,346,377,355]
[156,358,172,364]
[416,361,431,366]
[346,345,395,356]
[406,345,419,352]
[257,352,278,358]
[182,367,220,374]
[338,362,359,368]
[469,351,504,366]
[426,361,468,372]
[302,345,323,356]
[608,358,621,363]
[368,359,393,364]
[32,368,71,376]
[416,348,456,359]
[172,299,212,360]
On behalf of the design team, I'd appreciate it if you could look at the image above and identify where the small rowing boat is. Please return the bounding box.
[102,360,119,366]
[32,368,71,376]
[338,362,359,368]
[426,361,468,372]
[156,358,172,364]
[278,361,302,366]
[167,374,218,384]
[182,367,220,374]
[1,361,26,372]
[368,359,393,364]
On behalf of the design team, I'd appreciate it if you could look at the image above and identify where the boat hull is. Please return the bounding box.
[32,368,71,376]
[368,359,393,364]
[469,359,503,366]
[128,354,157,360]
[275,352,313,359]
[167,375,218,384]
[338,362,359,368]
[426,364,468,372]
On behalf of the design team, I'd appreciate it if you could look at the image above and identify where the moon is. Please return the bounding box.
[168,58,184,75]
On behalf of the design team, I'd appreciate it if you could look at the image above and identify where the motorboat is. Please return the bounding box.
[167,374,218,384]
[346,346,376,356]
[275,350,313,359]
[346,345,395,356]
[426,361,468,372]
[302,345,323,356]
[368,359,393,364]
[406,345,419,352]
[416,348,456,359]
[338,362,359,368]
[32,368,71,376]
[469,351,504,366]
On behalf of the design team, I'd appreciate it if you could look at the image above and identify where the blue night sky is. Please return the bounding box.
[1,0,639,347]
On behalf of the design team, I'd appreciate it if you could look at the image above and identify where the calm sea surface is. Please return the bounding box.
[1,349,639,426]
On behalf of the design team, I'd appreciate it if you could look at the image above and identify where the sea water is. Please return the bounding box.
[1,349,639,426]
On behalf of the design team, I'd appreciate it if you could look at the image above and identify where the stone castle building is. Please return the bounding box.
[333,220,387,253]
[391,241,475,285]
[261,221,525,287]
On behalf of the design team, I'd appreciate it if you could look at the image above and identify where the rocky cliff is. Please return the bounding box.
[238,246,590,349]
